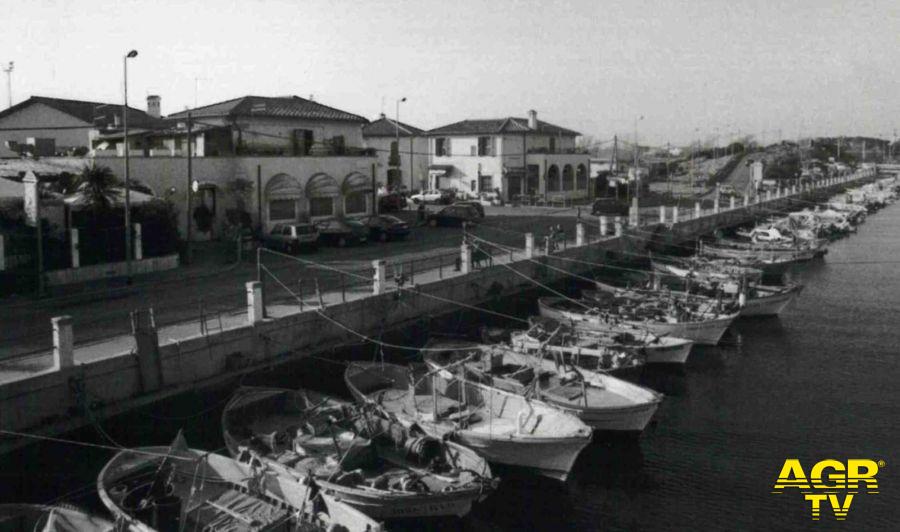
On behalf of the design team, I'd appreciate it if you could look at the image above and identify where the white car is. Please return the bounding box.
[410,190,444,204]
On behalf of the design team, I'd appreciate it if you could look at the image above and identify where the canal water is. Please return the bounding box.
[2,203,898,531]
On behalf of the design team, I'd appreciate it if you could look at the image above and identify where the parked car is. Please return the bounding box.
[590,198,629,217]
[452,200,486,218]
[363,214,411,241]
[378,192,409,213]
[427,204,483,227]
[410,189,443,204]
[263,223,319,252]
[314,218,368,247]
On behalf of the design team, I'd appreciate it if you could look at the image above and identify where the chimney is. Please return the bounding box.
[527,109,538,130]
[147,95,161,119]
[380,113,386,119]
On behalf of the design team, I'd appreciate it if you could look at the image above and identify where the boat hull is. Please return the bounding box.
[643,337,693,364]
[739,285,802,317]
[452,432,588,482]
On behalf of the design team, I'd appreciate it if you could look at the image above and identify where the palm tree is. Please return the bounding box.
[76,165,121,211]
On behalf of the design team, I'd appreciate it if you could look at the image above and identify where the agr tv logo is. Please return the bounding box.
[772,459,882,521]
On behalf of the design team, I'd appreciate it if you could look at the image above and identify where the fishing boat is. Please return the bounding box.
[344,362,592,482]
[421,340,662,433]
[736,282,804,317]
[520,316,694,365]
[697,242,805,276]
[98,432,383,532]
[650,256,762,288]
[509,318,646,370]
[538,296,738,346]
[222,386,496,520]
[0,504,116,532]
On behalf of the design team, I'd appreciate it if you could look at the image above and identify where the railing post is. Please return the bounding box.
[576,223,585,246]
[629,198,639,227]
[599,216,608,236]
[743,193,749,207]
[672,205,679,223]
[134,223,143,261]
[340,273,346,302]
[614,216,623,237]
[246,281,264,324]
[525,233,534,258]
[694,202,701,218]
[460,243,471,274]
[439,254,444,279]
[659,205,666,223]
[730,196,736,210]
[410,260,415,284]
[70,228,79,268]
[372,259,386,294]
[131,308,162,392]
[51,315,74,370]
[713,197,720,214]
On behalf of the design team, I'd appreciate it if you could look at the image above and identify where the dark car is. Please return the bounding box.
[591,198,630,217]
[378,193,409,213]
[363,214,410,242]
[427,204,482,227]
[452,200,485,218]
[314,218,368,247]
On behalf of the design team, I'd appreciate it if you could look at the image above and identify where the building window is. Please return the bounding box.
[435,138,450,156]
[549,137,556,154]
[477,136,493,156]
[269,199,296,221]
[562,164,574,191]
[309,197,334,218]
[479,175,493,191]
[576,164,588,190]
[344,192,368,215]
[547,165,560,192]
[292,129,314,156]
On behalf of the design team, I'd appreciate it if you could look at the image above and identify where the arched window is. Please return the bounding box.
[265,173,304,224]
[306,173,340,218]
[547,165,560,192]
[562,164,574,191]
[576,164,588,190]
[342,172,373,216]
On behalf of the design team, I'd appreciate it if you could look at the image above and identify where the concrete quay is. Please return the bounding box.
[0,169,878,455]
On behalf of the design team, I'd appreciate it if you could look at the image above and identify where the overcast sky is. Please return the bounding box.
[2,0,898,147]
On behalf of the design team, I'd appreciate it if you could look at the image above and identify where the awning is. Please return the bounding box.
[266,173,304,199]
[342,172,373,194]
[306,173,340,198]
[428,164,453,177]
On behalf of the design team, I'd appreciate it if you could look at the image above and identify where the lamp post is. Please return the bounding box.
[395,97,406,191]
[123,49,138,283]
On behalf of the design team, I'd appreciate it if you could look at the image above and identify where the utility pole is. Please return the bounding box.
[186,113,193,264]
[2,62,12,109]
[666,141,671,197]
[633,117,640,201]
[123,50,138,283]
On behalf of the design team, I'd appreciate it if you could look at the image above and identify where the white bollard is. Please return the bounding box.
[599,216,608,236]
[70,228,79,268]
[659,205,666,223]
[694,202,701,218]
[134,223,143,261]
[672,206,679,222]
[730,196,736,210]
[576,223,585,246]
[372,259,386,294]
[614,217,623,237]
[714,198,720,214]
[525,233,534,258]
[743,194,749,207]
[766,190,772,201]
[52,316,74,370]
[460,243,471,274]
[246,281,264,324]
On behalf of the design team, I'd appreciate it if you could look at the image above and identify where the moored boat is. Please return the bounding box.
[421,340,663,433]
[737,283,804,317]
[0,504,116,532]
[222,386,496,520]
[344,362,592,482]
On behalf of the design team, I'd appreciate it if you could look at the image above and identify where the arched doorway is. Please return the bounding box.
[562,164,574,191]
[306,173,340,219]
[547,164,560,192]
[576,164,588,191]
[264,173,304,228]
[342,172,373,216]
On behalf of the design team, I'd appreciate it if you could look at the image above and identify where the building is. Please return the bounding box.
[425,110,589,202]
[362,114,427,192]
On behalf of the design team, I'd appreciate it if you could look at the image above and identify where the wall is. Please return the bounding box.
[0,103,93,151]
[364,135,429,191]
[430,136,504,195]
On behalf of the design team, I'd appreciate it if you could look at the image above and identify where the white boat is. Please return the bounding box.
[538,296,738,346]
[520,316,694,365]
[421,340,663,433]
[738,283,803,317]
[98,433,383,532]
[0,504,116,532]
[222,386,496,520]
[344,362,592,482]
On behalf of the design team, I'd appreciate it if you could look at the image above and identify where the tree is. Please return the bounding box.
[76,165,121,212]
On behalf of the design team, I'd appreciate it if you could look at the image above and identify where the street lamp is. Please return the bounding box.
[632,115,644,202]
[395,97,406,190]
[123,49,137,283]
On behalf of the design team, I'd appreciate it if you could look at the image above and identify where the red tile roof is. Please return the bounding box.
[168,95,367,123]
[362,115,424,137]
[0,96,164,129]
[426,117,580,137]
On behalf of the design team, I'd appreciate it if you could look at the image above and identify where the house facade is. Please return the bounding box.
[0,96,162,156]
[362,114,428,192]
[425,110,590,202]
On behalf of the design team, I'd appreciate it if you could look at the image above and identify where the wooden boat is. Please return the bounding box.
[700,239,818,263]
[98,433,383,532]
[344,362,592,482]
[538,296,738,346]
[521,316,694,364]
[222,387,495,520]
[510,318,646,370]
[0,504,116,532]
[421,341,662,433]
[649,256,762,288]
[737,283,804,317]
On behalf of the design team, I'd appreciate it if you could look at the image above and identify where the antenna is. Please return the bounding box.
[2,61,13,109]
[193,77,209,108]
